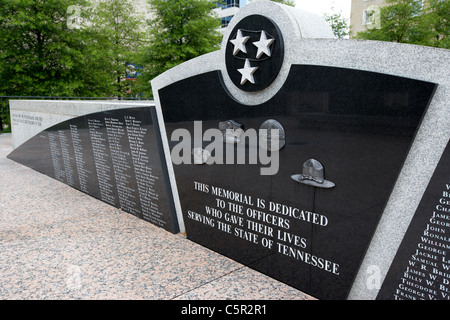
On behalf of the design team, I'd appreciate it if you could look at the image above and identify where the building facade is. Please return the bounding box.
[350,0,386,37]
[214,0,254,28]
[131,0,252,30]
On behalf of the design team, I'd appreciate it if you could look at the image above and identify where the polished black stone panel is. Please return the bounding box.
[158,65,436,299]
[377,142,450,300]
[8,107,178,234]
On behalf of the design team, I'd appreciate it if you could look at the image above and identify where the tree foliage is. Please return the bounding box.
[136,0,223,96]
[0,0,149,98]
[0,0,332,100]
[0,0,94,96]
[418,0,450,48]
[356,0,450,49]
[324,10,350,39]
[89,0,149,97]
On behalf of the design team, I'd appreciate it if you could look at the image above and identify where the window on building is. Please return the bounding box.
[221,16,233,28]
[217,0,240,9]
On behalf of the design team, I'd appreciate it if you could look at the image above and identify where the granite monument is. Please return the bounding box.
[151,1,450,300]
[7,0,450,300]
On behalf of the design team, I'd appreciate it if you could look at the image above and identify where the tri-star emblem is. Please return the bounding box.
[229,29,275,86]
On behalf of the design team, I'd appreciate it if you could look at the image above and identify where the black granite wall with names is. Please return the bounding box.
[377,142,450,300]
[8,107,178,234]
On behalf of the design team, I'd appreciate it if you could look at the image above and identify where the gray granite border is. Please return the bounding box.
[152,1,336,106]
[151,1,450,300]
[9,100,154,149]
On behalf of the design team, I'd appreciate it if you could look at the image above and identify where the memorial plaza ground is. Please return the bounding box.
[0,133,313,300]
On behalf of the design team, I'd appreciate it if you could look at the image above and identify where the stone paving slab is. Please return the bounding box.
[0,133,313,300]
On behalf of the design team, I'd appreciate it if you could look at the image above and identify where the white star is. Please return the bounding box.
[253,31,275,59]
[230,29,250,56]
[237,59,258,85]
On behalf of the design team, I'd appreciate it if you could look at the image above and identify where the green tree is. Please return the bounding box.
[357,0,423,43]
[417,0,450,48]
[88,0,149,97]
[136,0,222,96]
[0,0,101,97]
[324,9,350,39]
[356,0,449,49]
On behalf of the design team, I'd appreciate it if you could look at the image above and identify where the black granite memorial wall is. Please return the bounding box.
[377,142,450,300]
[158,65,436,300]
[7,107,179,234]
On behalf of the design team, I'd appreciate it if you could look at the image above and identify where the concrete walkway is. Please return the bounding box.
[0,133,313,300]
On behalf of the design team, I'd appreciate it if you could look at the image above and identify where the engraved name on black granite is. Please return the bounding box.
[7,107,178,233]
[377,142,450,300]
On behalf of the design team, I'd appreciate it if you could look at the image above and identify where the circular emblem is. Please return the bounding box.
[259,119,286,151]
[225,15,284,92]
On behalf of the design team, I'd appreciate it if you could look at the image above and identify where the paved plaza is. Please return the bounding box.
[0,133,312,300]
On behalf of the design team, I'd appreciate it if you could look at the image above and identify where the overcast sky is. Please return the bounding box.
[294,0,352,20]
